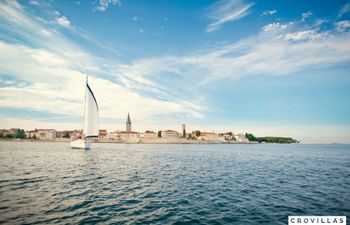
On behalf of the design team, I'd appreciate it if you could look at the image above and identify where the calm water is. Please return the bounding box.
[0,142,349,224]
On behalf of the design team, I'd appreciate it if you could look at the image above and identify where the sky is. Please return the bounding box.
[0,0,350,143]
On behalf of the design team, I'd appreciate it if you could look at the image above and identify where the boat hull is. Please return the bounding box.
[70,139,91,149]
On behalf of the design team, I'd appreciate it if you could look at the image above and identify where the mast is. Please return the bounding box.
[83,75,88,137]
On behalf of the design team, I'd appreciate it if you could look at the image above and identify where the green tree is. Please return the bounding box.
[5,133,14,138]
[194,130,201,137]
[245,133,257,141]
[0,133,3,138]
[256,136,298,143]
[63,133,70,138]
[158,130,162,138]
[32,135,37,140]
[15,129,25,139]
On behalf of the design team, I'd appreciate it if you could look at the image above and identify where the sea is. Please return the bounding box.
[0,142,349,224]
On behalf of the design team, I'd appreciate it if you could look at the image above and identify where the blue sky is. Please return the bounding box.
[0,0,350,143]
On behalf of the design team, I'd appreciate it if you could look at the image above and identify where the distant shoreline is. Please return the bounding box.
[0,139,347,144]
[1,138,344,144]
[0,138,260,144]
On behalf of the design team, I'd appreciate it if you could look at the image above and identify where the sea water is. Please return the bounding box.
[0,142,349,224]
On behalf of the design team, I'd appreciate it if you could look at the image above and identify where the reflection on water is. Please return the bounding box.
[0,142,349,224]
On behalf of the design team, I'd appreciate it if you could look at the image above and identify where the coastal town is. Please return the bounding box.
[0,113,253,144]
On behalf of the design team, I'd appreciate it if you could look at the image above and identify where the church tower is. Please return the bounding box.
[126,113,132,132]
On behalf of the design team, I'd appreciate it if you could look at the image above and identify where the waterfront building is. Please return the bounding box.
[198,132,225,141]
[198,132,215,140]
[141,131,158,138]
[30,129,57,140]
[234,134,249,142]
[50,130,80,140]
[8,128,20,134]
[120,131,140,142]
[0,129,9,135]
[56,131,63,138]
[25,130,36,138]
[59,130,80,139]
[109,131,121,139]
[161,130,179,138]
[99,129,108,138]
[119,113,140,143]
[219,132,235,140]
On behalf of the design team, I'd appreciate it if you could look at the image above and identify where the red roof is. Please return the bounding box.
[8,128,19,133]
[63,130,73,134]
[164,130,178,133]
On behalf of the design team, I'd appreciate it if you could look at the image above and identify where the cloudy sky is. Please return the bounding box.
[0,0,350,143]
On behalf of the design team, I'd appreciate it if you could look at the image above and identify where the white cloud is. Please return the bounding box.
[1,0,350,141]
[261,9,277,16]
[301,11,313,22]
[0,42,205,125]
[0,1,206,130]
[262,22,289,32]
[38,28,52,36]
[56,16,71,28]
[115,22,350,88]
[0,0,32,26]
[29,0,39,6]
[0,1,80,58]
[139,28,144,33]
[94,0,121,12]
[206,0,254,32]
[284,30,323,41]
[314,18,327,27]
[335,20,350,32]
[338,2,350,18]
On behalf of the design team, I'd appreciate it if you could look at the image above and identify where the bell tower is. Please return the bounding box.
[126,113,131,132]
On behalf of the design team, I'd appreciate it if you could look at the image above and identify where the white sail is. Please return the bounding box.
[83,82,99,138]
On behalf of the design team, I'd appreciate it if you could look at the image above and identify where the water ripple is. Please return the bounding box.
[0,142,349,224]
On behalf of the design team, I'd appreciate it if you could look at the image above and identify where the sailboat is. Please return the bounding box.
[70,76,99,149]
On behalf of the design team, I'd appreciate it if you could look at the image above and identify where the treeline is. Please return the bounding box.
[0,129,26,139]
[245,133,298,143]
